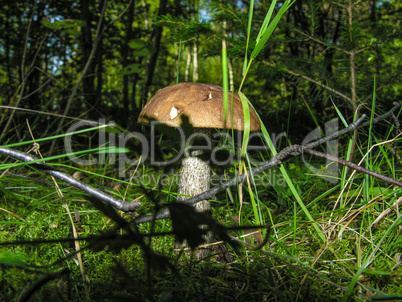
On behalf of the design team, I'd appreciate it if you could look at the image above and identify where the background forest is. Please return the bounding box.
[0,0,401,301]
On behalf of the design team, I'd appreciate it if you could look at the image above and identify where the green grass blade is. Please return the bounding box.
[240,0,293,90]
[238,92,251,157]
[222,38,229,126]
[256,0,277,43]
[251,0,295,60]
[243,0,255,76]
[330,98,348,128]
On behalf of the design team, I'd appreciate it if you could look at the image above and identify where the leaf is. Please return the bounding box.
[120,64,143,75]
[42,20,62,30]
[222,39,229,126]
[41,19,85,31]
[243,0,254,76]
[128,39,146,49]
[134,47,151,57]
[65,29,82,37]
[61,19,85,28]
[255,0,277,44]
[96,147,130,154]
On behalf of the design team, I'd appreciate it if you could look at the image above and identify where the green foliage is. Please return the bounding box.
[41,19,85,37]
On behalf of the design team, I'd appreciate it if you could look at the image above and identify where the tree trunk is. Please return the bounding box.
[192,42,198,82]
[95,18,103,110]
[80,0,96,112]
[185,46,191,82]
[142,0,167,106]
[122,0,135,127]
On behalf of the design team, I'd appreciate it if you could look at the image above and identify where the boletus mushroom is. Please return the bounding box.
[138,82,261,259]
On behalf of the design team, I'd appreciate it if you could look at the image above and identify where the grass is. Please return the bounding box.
[0,114,401,301]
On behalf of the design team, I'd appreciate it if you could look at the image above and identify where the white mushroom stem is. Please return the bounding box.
[176,155,213,259]
[178,156,211,213]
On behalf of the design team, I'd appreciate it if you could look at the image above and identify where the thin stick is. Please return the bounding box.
[0,148,141,211]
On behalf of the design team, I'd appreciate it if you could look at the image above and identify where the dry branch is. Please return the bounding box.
[0,148,141,211]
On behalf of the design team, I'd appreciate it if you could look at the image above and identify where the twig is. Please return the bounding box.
[261,59,354,104]
[285,145,402,187]
[370,197,402,228]
[0,148,141,211]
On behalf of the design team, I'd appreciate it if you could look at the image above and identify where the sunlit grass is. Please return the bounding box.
[1,111,401,300]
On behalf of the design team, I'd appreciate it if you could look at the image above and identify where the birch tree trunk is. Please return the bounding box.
[192,42,198,82]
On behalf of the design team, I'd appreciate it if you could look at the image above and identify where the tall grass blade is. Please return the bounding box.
[251,0,295,60]
[222,38,229,126]
[238,92,251,157]
[256,0,277,43]
[243,0,255,76]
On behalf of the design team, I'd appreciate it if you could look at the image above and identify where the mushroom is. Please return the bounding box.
[138,82,261,259]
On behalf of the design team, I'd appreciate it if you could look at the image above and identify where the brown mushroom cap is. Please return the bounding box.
[137,82,261,131]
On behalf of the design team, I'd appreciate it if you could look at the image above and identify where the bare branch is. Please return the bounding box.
[286,145,402,187]
[0,148,141,211]
[262,59,354,105]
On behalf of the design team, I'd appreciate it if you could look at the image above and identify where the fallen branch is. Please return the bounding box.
[0,148,141,211]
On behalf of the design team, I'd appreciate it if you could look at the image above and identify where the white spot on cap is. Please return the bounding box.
[208,93,213,99]
[170,106,178,119]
